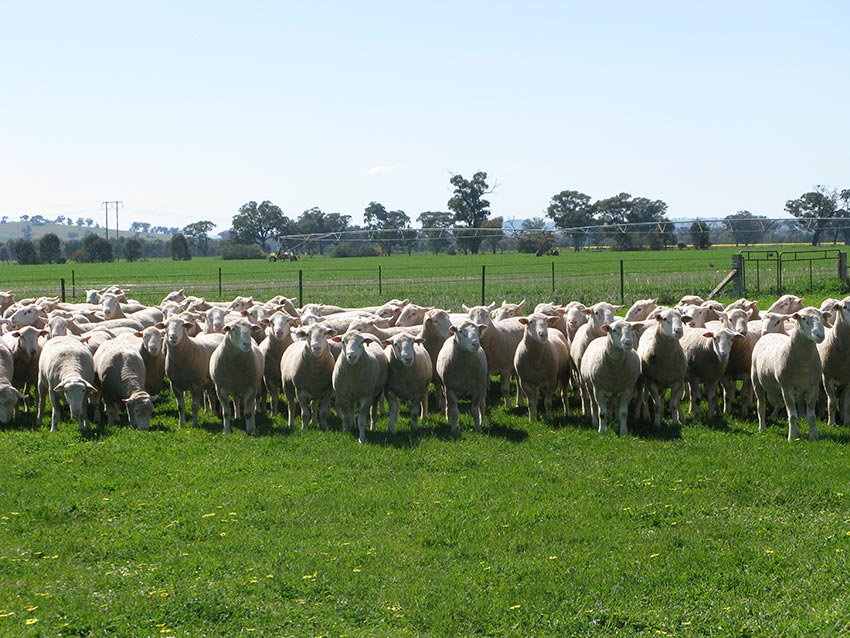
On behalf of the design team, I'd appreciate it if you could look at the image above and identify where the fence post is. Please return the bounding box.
[218,267,222,298]
[481,265,486,306]
[732,254,744,297]
[72,269,76,299]
[551,261,555,294]
[619,260,624,306]
[60,278,66,303]
[379,265,382,296]
[298,270,303,307]
[839,252,848,284]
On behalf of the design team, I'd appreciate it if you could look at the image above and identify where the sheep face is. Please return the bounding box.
[268,313,296,340]
[768,294,804,315]
[204,308,226,333]
[223,320,256,353]
[725,309,750,336]
[47,316,70,338]
[0,386,25,424]
[389,334,419,367]
[793,308,825,344]
[602,320,637,351]
[451,322,485,353]
[703,327,737,363]
[680,304,710,328]
[161,289,186,304]
[165,316,191,346]
[519,314,557,343]
[583,302,621,330]
[125,393,154,430]
[655,309,685,339]
[762,313,788,335]
[85,289,101,304]
[492,299,526,321]
[54,377,95,421]
[338,332,372,365]
[625,298,658,321]
[564,304,587,333]
[296,324,335,357]
[140,327,165,357]
[228,296,254,313]
[464,305,494,326]
[101,294,121,319]
[12,327,45,356]
[396,304,433,327]
[375,299,409,323]
[423,309,453,338]
[9,305,42,329]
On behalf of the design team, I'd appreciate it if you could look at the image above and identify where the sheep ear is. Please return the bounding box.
[650,298,658,304]
[702,332,714,338]
[518,299,526,309]
[631,322,646,332]
[582,308,592,316]
[655,314,663,322]
[134,331,143,338]
[39,330,48,337]
[518,317,529,325]
[449,325,458,335]
[462,304,470,312]
[792,312,801,320]
[251,324,263,332]
[84,380,96,391]
[546,316,560,327]
[53,381,67,391]
[382,339,392,347]
[682,315,693,324]
[613,305,624,311]
[330,335,342,343]
[477,324,488,335]
[324,327,337,337]
[823,311,833,323]
[486,302,496,312]
[240,310,249,317]
[601,324,611,333]
[414,337,425,344]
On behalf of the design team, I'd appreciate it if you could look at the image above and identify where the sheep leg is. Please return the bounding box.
[543,387,553,421]
[106,401,118,428]
[173,387,187,428]
[669,382,683,429]
[721,377,735,414]
[445,388,459,433]
[522,380,539,421]
[595,392,606,434]
[296,391,311,430]
[49,389,62,432]
[689,379,702,420]
[357,400,369,444]
[190,390,202,429]
[782,388,799,441]
[283,383,296,429]
[500,370,511,409]
[244,392,256,435]
[37,379,47,425]
[805,390,819,441]
[740,378,753,416]
[219,390,232,433]
[840,384,850,427]
[471,392,483,433]
[649,384,664,429]
[705,382,719,420]
[387,394,399,434]
[824,379,838,427]
[617,394,630,436]
[411,396,422,431]
[318,396,330,431]
[369,397,380,431]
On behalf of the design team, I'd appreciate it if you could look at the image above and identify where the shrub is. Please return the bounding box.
[328,243,380,258]
[220,243,265,260]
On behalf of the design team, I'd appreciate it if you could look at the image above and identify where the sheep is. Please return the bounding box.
[491,299,527,322]
[1,326,48,410]
[280,323,337,430]
[624,298,658,321]
[532,303,569,340]
[464,303,525,408]
[36,336,97,432]
[636,308,688,429]
[383,332,433,433]
[115,325,167,396]
[257,311,298,415]
[766,294,804,315]
[395,303,434,327]
[725,298,760,320]
[570,302,622,414]
[101,293,164,327]
[164,315,225,428]
[347,317,423,341]
[435,320,488,433]
[678,304,712,328]
[716,309,759,416]
[331,331,388,443]
[818,300,850,426]
[421,308,454,418]
[761,312,790,336]
[820,298,841,327]
[513,313,571,421]
[680,325,738,420]
[93,338,155,430]
[579,319,643,435]
[209,319,265,434]
[203,307,229,334]
[563,301,588,342]
[677,295,706,307]
[0,341,26,423]
[752,307,825,441]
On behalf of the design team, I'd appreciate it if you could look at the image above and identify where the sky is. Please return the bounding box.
[2,1,849,235]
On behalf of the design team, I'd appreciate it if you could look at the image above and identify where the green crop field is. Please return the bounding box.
[1,248,850,637]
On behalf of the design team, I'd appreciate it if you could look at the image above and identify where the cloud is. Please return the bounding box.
[366,164,396,176]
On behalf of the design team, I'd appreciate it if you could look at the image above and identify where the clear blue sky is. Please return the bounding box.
[2,1,848,234]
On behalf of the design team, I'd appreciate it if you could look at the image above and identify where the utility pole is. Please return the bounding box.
[101,200,123,241]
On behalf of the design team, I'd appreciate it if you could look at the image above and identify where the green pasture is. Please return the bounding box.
[1,248,850,637]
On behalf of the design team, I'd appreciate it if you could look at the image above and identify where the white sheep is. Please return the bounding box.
[331,331,388,443]
[766,294,804,315]
[1,326,48,410]
[513,313,571,421]
[579,319,643,435]
[280,323,337,430]
[0,341,26,423]
[752,307,825,440]
[395,303,434,327]
[36,336,97,432]
[258,311,298,415]
[164,315,224,428]
[570,302,622,414]
[624,298,658,321]
[435,321,488,433]
[209,319,265,434]
[491,299,527,322]
[637,308,688,429]
[818,300,850,426]
[93,338,155,430]
[464,303,525,408]
[383,332,433,433]
[680,325,738,420]
[421,308,454,418]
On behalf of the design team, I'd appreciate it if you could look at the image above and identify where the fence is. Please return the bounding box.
[10,250,849,310]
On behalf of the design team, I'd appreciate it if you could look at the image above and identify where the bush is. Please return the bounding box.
[328,243,380,258]
[220,243,265,260]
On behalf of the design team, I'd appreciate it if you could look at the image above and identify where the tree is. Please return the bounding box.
[785,186,845,246]
[481,217,505,254]
[626,197,672,250]
[38,233,62,264]
[689,220,712,250]
[130,221,152,234]
[722,211,773,246]
[417,211,455,255]
[293,208,351,255]
[230,200,291,251]
[364,202,411,256]
[183,220,216,256]
[448,171,493,254]
[12,239,39,264]
[170,233,191,261]
[123,238,142,262]
[593,192,634,250]
[83,233,113,262]
[546,190,595,251]
[516,218,554,254]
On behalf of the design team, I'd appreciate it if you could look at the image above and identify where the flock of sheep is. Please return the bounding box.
[0,286,845,443]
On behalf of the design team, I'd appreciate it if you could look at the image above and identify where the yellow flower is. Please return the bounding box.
[25,618,38,625]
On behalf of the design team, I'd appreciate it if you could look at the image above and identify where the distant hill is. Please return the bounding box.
[0,221,172,243]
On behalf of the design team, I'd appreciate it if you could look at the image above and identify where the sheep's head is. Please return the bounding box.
[655,308,685,339]
[519,313,559,343]
[386,333,422,367]
[792,307,825,344]
[601,319,641,351]
[451,321,485,353]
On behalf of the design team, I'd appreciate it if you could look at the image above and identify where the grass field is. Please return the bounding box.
[1,248,850,637]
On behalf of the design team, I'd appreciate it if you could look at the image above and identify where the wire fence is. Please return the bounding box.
[11,250,845,310]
